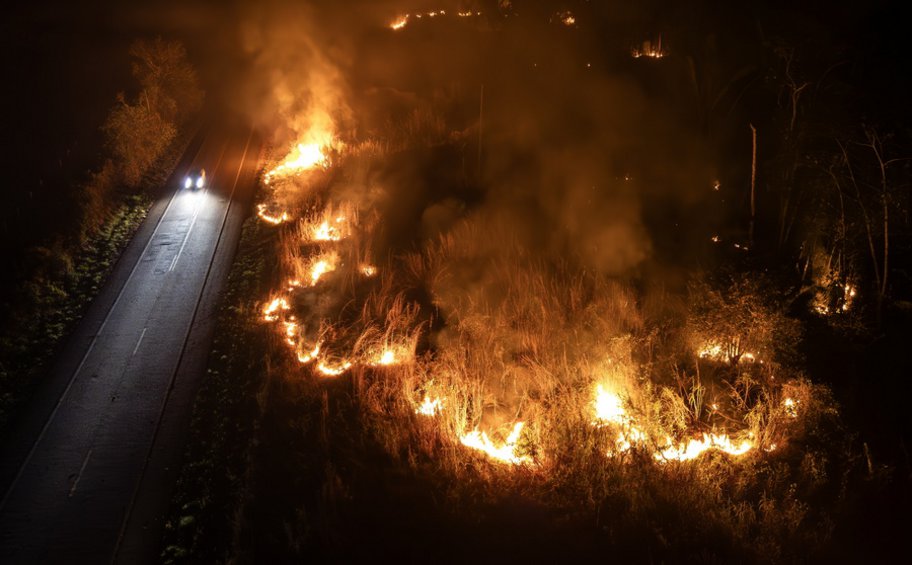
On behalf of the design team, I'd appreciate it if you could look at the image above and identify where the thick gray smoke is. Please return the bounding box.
[223,0,716,281]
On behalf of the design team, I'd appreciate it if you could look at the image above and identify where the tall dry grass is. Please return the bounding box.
[252,124,850,559]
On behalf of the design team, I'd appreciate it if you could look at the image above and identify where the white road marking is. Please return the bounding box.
[68,448,94,497]
[132,328,147,356]
[168,191,206,272]
[0,163,187,513]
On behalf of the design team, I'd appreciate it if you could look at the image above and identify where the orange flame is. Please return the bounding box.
[265,143,330,184]
[297,342,322,364]
[415,395,442,416]
[263,297,290,322]
[632,35,666,59]
[257,204,291,225]
[460,422,531,465]
[390,15,409,30]
[654,433,754,462]
[307,252,339,286]
[316,359,353,377]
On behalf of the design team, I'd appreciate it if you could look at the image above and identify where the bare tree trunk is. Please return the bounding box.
[863,130,899,326]
[838,140,882,294]
[749,123,757,247]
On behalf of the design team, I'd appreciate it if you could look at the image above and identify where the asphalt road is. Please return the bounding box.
[0,122,262,564]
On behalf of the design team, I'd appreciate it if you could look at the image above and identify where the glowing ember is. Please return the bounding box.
[655,433,754,462]
[263,297,290,322]
[711,235,721,243]
[257,204,290,225]
[460,422,531,465]
[784,397,798,418]
[415,395,442,416]
[360,264,377,277]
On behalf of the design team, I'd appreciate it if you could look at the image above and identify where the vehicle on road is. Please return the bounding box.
[183,168,206,190]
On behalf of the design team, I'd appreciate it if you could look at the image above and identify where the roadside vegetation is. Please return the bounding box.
[0,37,202,431]
[161,217,275,564]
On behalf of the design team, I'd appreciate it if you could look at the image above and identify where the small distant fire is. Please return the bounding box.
[390,15,409,30]
[554,11,576,26]
[389,9,480,30]
[814,282,858,315]
[632,35,666,59]
[698,342,761,364]
[784,397,799,418]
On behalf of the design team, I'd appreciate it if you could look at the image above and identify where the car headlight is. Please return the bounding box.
[196,177,204,188]
[184,177,192,189]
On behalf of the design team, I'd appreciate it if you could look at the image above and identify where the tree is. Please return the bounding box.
[687,273,802,367]
[103,94,176,187]
[834,129,909,324]
[129,37,203,125]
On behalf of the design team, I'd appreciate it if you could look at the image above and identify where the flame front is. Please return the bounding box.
[257,204,290,225]
[655,434,754,462]
[316,359,353,377]
[593,384,755,461]
[390,15,408,30]
[460,422,531,465]
[265,143,329,184]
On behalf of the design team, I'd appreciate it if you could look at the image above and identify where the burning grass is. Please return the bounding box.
[244,115,861,561]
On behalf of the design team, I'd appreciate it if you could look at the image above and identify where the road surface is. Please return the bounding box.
[0,121,262,563]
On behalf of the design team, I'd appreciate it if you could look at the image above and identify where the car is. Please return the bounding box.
[184,168,206,190]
